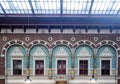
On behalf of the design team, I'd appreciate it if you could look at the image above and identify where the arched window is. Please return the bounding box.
[97,45,116,75]
[6,45,26,75]
[75,45,94,76]
[52,45,71,75]
[30,45,49,75]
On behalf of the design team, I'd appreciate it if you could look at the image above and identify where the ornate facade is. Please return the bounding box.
[0,33,120,84]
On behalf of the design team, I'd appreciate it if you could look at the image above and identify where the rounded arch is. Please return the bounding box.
[96,40,119,50]
[51,44,72,70]
[73,40,95,50]
[1,39,27,57]
[29,44,50,70]
[28,40,50,51]
[97,45,117,70]
[74,45,94,57]
[52,44,72,57]
[74,45,94,71]
[5,44,26,75]
[51,40,73,49]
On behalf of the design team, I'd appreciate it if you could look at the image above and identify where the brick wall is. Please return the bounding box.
[0,57,5,75]
[0,79,5,84]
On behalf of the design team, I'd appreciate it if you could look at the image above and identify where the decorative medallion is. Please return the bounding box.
[2,36,7,41]
[71,37,76,41]
[48,37,53,41]
[25,37,30,41]
[116,37,120,41]
[94,37,98,41]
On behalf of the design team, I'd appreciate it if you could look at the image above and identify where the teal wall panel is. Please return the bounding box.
[97,45,116,68]
[6,45,26,68]
[30,45,49,68]
[74,45,94,68]
[52,45,71,68]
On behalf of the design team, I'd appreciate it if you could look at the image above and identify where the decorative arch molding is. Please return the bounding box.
[96,40,120,51]
[1,40,27,57]
[28,40,50,51]
[73,40,95,50]
[51,40,73,49]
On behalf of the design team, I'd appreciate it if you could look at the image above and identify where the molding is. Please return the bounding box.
[55,47,68,57]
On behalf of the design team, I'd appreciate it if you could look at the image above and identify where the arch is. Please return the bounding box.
[29,45,49,75]
[51,45,72,75]
[97,45,117,75]
[6,44,26,75]
[28,40,50,51]
[96,40,119,51]
[1,39,27,57]
[74,45,94,75]
[51,40,73,49]
[73,40,95,50]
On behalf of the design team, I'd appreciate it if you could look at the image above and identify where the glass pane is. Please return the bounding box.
[57,60,66,74]
[31,0,60,14]
[63,0,91,14]
[101,60,110,75]
[79,60,88,75]
[13,60,22,75]
[0,0,32,14]
[91,0,120,14]
[35,60,44,75]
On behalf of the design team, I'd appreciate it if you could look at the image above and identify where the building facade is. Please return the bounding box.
[0,28,120,84]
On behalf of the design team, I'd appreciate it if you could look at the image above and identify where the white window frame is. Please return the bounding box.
[78,58,90,76]
[56,58,68,75]
[33,57,46,75]
[11,58,23,75]
[100,58,112,75]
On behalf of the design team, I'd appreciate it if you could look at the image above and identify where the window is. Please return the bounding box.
[79,60,88,75]
[35,60,44,75]
[101,60,110,75]
[57,60,66,75]
[13,60,22,75]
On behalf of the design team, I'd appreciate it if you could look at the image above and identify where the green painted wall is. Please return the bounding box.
[6,45,26,68]
[30,45,49,68]
[52,45,71,68]
[97,45,116,68]
[74,45,94,68]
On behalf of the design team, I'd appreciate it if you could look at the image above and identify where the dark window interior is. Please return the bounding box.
[79,60,88,75]
[57,60,66,75]
[13,60,22,75]
[35,60,44,75]
[101,60,110,75]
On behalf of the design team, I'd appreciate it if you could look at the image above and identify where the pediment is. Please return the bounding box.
[55,47,68,56]
[10,47,23,56]
[99,47,113,57]
[33,47,46,56]
[77,47,91,57]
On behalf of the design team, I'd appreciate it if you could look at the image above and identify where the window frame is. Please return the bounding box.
[78,58,90,76]
[33,57,46,75]
[100,58,112,75]
[56,58,68,75]
[11,58,23,75]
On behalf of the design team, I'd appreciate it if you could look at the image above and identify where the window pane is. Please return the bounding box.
[101,60,110,75]
[13,60,22,75]
[79,60,88,75]
[35,60,44,75]
[57,60,66,75]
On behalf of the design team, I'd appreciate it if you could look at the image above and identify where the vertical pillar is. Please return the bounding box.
[48,49,52,78]
[26,50,30,76]
[71,48,75,79]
